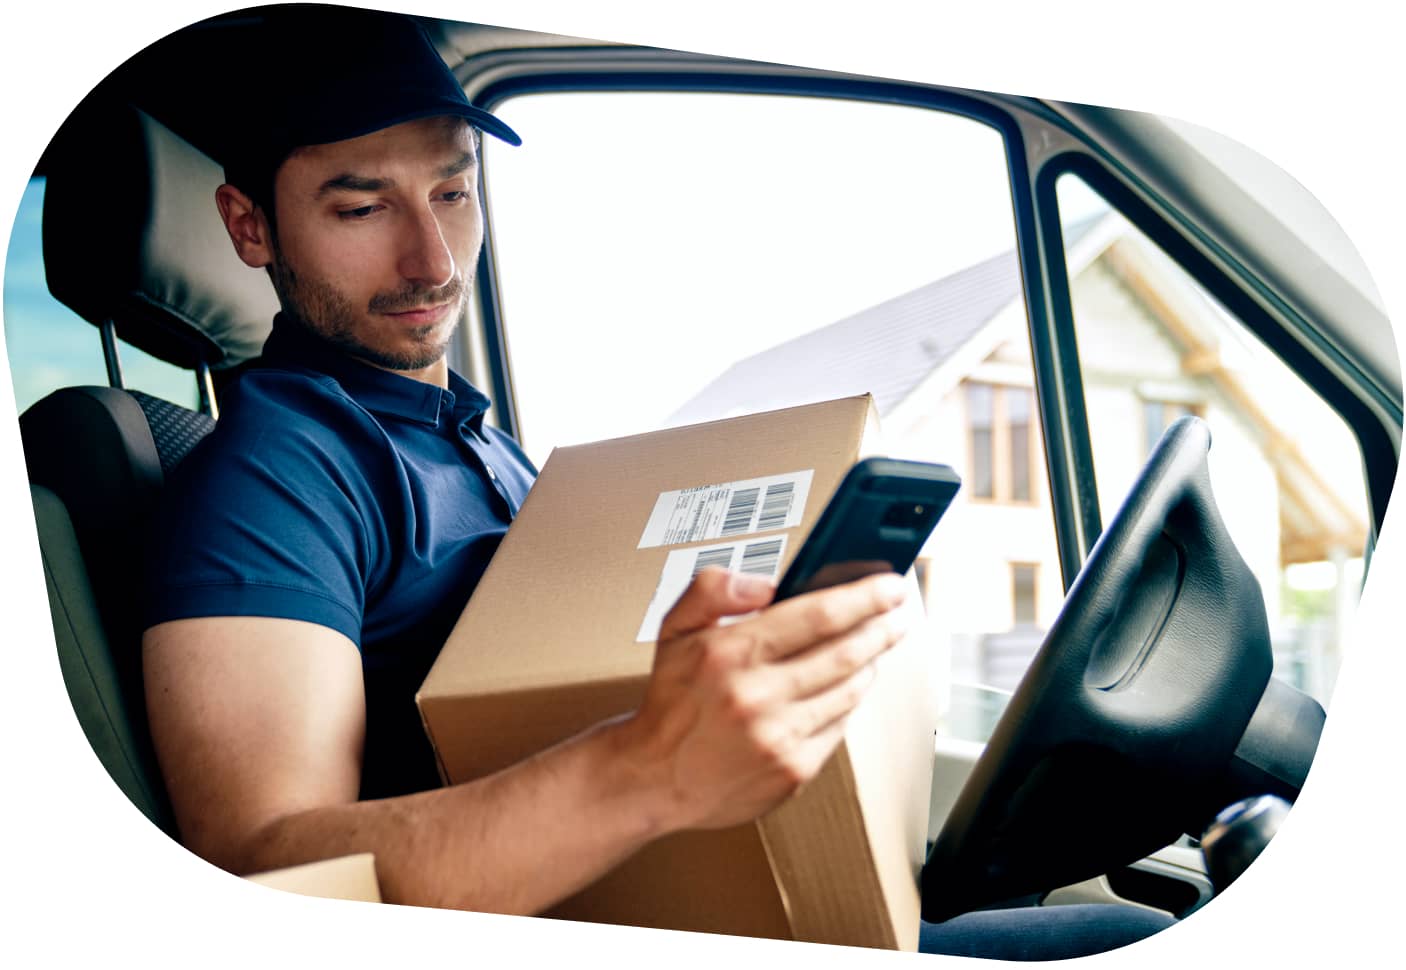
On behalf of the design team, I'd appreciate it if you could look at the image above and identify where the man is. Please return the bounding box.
[142,7,1172,956]
[141,7,909,915]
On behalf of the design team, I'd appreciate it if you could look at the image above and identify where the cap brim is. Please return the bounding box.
[294,100,521,150]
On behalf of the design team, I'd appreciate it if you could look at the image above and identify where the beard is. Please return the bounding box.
[268,240,466,372]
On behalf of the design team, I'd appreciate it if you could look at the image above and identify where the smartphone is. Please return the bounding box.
[773,457,961,601]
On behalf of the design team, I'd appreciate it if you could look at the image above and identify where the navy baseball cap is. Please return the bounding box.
[223,5,520,205]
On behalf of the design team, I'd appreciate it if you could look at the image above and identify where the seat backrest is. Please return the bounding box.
[23,386,215,835]
[30,482,178,834]
[22,100,272,834]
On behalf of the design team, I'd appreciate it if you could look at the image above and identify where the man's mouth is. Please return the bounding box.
[382,301,454,325]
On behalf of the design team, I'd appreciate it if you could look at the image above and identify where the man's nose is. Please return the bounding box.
[397,205,456,287]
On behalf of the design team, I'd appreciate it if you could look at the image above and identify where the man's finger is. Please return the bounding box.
[773,610,908,701]
[737,571,908,663]
[657,567,777,642]
[778,709,854,792]
[789,662,878,742]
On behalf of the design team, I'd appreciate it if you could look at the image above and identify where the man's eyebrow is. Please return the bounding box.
[315,174,393,199]
[439,151,478,179]
[313,153,476,200]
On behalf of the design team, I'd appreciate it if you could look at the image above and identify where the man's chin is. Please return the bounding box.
[352,339,450,374]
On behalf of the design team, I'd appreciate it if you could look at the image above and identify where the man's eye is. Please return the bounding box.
[441,190,470,203]
[338,204,381,220]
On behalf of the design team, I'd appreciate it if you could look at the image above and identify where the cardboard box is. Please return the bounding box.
[417,396,937,949]
[246,853,382,903]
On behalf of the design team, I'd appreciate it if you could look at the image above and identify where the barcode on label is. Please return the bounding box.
[691,546,735,576]
[638,470,814,549]
[740,538,784,576]
[720,487,760,537]
[756,482,794,533]
[637,534,791,642]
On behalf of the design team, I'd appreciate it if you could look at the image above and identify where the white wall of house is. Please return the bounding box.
[878,244,1285,696]
[1073,253,1283,621]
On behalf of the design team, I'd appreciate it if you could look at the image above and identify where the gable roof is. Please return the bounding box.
[667,248,1019,426]
[667,215,1106,426]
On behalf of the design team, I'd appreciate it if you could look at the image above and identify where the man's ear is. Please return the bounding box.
[215,184,274,269]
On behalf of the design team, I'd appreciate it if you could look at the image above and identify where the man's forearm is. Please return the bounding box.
[151,572,906,915]
[235,715,668,914]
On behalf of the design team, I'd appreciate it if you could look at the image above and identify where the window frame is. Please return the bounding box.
[964,380,1040,507]
[1035,155,1397,550]
[449,45,1397,596]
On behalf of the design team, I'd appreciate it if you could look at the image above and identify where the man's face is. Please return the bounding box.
[264,116,483,380]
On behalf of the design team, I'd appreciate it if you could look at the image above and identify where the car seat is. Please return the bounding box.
[19,101,277,836]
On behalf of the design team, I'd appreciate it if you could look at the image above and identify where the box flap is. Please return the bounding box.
[245,853,382,904]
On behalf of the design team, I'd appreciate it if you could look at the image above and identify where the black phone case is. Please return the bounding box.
[774,457,962,600]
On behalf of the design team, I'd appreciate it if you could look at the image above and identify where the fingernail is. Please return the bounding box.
[730,572,775,598]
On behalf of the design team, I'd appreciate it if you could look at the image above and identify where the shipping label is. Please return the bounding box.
[637,470,813,549]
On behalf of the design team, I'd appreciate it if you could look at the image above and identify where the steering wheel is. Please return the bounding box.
[921,416,1293,922]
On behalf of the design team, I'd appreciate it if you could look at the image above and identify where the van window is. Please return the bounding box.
[482,91,1058,742]
[1056,173,1369,706]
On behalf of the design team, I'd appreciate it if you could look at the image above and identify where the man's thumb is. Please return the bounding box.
[656,567,776,641]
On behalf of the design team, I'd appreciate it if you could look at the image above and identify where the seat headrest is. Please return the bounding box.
[42,103,279,370]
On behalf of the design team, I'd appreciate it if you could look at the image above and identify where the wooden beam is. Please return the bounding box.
[1100,242,1367,553]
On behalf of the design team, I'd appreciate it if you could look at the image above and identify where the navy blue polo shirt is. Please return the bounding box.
[145,314,537,798]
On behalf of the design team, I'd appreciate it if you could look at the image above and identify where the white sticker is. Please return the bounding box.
[636,535,790,643]
[637,470,813,548]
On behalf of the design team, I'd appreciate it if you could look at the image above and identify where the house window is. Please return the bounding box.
[1009,387,1033,501]
[1011,562,1038,626]
[966,381,1037,504]
[968,383,995,498]
[1142,399,1199,456]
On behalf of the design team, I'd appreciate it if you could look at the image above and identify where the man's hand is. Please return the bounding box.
[143,568,910,913]
[616,567,911,833]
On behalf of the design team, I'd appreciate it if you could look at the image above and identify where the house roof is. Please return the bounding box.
[667,216,1104,426]
[666,246,1021,426]
[668,211,1366,565]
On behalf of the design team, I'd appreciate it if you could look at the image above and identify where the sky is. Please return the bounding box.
[484,91,1021,464]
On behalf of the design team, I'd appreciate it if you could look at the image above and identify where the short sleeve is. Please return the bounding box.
[143,373,391,647]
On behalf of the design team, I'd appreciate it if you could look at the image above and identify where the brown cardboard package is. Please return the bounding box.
[246,853,382,903]
[417,396,937,949]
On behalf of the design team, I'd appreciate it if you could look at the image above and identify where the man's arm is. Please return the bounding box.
[143,568,909,914]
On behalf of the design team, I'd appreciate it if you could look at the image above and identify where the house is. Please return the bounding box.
[667,208,1366,723]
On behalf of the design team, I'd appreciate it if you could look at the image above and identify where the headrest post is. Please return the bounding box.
[196,362,220,421]
[100,319,125,389]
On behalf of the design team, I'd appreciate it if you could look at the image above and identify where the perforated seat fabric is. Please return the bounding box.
[130,390,216,476]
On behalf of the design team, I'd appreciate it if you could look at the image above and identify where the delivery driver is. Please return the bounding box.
[141,6,910,914]
[142,7,1170,956]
